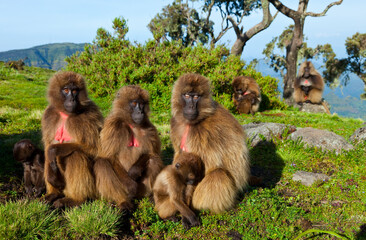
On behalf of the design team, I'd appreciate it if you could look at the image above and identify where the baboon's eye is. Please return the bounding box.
[184,94,190,99]
[63,88,69,94]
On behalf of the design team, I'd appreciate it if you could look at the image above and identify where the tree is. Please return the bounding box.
[268,0,343,105]
[148,0,213,47]
[322,32,366,99]
[202,0,277,56]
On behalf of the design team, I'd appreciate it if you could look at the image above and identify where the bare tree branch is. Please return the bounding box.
[269,0,298,20]
[245,0,277,40]
[305,0,343,17]
[227,16,241,36]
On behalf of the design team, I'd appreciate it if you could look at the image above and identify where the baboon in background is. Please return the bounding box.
[294,61,324,104]
[13,139,45,197]
[232,76,261,114]
[235,92,259,115]
[42,71,103,208]
[153,152,204,229]
[171,73,250,213]
[95,85,163,209]
[5,58,26,70]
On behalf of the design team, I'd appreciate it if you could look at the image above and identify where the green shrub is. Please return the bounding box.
[66,17,285,112]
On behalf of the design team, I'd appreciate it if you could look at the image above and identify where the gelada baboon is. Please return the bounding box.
[294,61,324,104]
[232,76,261,115]
[95,85,163,207]
[236,92,259,115]
[171,73,250,213]
[42,71,103,208]
[153,152,204,229]
[13,139,45,197]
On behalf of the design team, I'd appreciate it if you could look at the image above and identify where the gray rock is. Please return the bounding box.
[294,101,330,114]
[349,127,366,143]
[293,171,330,186]
[243,122,296,147]
[289,127,354,154]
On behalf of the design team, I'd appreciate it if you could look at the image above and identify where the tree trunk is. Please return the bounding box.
[283,18,304,104]
[229,0,276,57]
[231,35,247,56]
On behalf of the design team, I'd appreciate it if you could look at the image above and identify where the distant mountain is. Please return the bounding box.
[0,43,86,70]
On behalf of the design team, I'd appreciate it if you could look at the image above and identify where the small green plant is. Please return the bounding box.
[64,200,123,239]
[0,199,59,239]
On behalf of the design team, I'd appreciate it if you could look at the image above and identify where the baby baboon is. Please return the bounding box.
[153,152,204,229]
[13,139,45,197]
[232,76,261,114]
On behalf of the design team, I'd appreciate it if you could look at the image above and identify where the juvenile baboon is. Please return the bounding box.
[235,92,259,115]
[42,71,103,208]
[294,61,324,104]
[13,139,45,197]
[232,76,261,114]
[153,152,204,229]
[95,85,163,208]
[171,73,250,213]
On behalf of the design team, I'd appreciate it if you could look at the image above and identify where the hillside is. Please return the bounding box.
[0,43,86,70]
[0,64,365,239]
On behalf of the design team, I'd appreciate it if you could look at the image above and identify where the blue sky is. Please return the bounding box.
[0,0,365,60]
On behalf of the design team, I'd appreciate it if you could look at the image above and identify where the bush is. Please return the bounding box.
[66,17,286,112]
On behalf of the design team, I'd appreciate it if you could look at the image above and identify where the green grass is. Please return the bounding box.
[0,65,365,239]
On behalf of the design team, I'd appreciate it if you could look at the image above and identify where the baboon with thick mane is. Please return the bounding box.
[294,61,324,104]
[42,71,103,208]
[170,73,250,213]
[95,85,163,209]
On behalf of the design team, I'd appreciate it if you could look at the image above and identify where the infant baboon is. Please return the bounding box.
[13,139,45,197]
[153,152,204,229]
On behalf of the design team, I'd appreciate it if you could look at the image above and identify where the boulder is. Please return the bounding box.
[349,127,366,143]
[294,101,330,114]
[293,171,330,186]
[289,127,354,154]
[243,122,296,147]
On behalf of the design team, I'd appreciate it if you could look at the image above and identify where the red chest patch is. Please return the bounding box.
[128,124,140,147]
[180,125,190,152]
[54,112,72,143]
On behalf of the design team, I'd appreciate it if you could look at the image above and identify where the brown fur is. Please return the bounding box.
[41,71,103,207]
[294,61,324,104]
[232,76,261,114]
[171,73,250,213]
[153,152,204,229]
[235,92,259,115]
[13,139,45,197]
[96,85,163,207]
[5,59,25,70]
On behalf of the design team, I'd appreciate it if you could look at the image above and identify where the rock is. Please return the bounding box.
[292,171,330,186]
[242,122,296,147]
[295,101,330,114]
[289,127,354,154]
[349,127,366,143]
